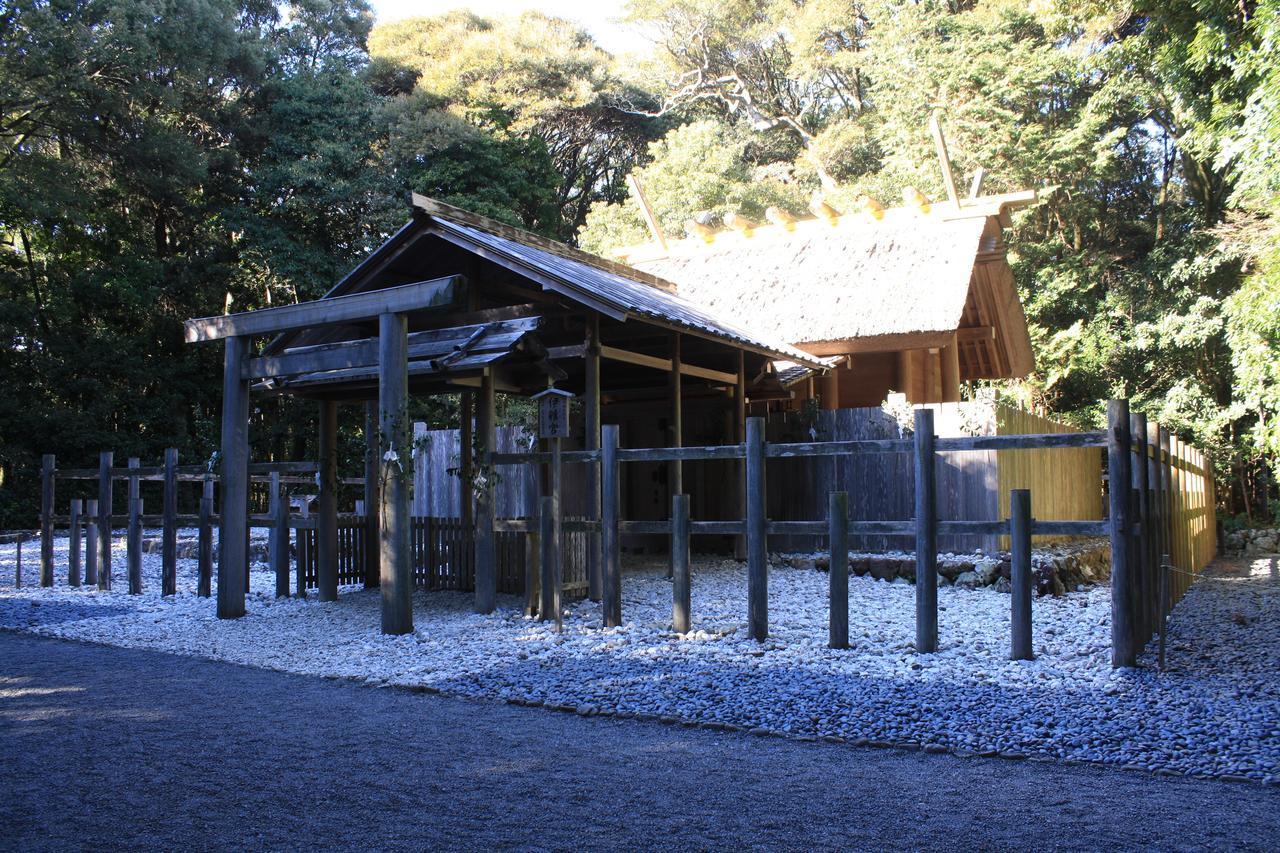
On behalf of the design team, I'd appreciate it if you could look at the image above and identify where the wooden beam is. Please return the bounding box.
[627,174,668,251]
[799,331,957,356]
[599,344,737,385]
[929,110,961,207]
[956,325,995,343]
[186,275,465,343]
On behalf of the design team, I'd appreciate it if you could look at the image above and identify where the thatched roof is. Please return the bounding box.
[631,210,986,348]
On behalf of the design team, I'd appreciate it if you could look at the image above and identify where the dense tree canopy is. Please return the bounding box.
[0,0,1276,525]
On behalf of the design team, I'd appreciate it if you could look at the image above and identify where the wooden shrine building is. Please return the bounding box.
[614,188,1047,408]
[184,194,824,632]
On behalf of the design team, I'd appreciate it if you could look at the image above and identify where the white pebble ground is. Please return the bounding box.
[1,533,1276,784]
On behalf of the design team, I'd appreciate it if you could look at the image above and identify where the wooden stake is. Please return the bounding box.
[162,448,178,596]
[270,471,290,598]
[127,497,143,595]
[1107,399,1135,667]
[68,498,82,587]
[317,400,338,602]
[198,479,213,598]
[914,408,938,653]
[829,491,849,650]
[1158,552,1171,671]
[601,425,622,627]
[1010,488,1033,661]
[363,401,380,588]
[474,371,496,614]
[85,499,99,587]
[585,315,602,602]
[672,494,691,634]
[40,454,54,587]
[97,451,113,591]
[746,416,768,641]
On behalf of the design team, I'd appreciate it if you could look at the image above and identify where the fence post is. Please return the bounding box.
[68,498,82,587]
[14,536,21,588]
[198,479,213,598]
[363,401,380,589]
[746,416,768,642]
[270,471,289,598]
[1010,489,1033,661]
[524,526,540,618]
[85,499,99,586]
[127,497,143,594]
[828,490,849,650]
[97,451,113,591]
[1132,414,1152,642]
[672,494,691,633]
[1158,552,1171,671]
[40,454,54,587]
[1107,399,1136,667]
[914,408,938,654]
[601,424,622,628]
[161,448,178,596]
[538,496,560,631]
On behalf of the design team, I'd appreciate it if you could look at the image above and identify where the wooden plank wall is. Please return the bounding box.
[995,406,1104,547]
[765,403,1000,553]
[1167,440,1216,607]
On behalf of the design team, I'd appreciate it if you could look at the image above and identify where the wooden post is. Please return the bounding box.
[218,335,250,619]
[85,499,99,586]
[198,479,213,598]
[672,493,691,634]
[524,527,540,618]
[161,448,177,596]
[97,450,113,591]
[828,491,849,650]
[317,400,339,602]
[539,496,560,632]
[127,497,143,594]
[296,500,309,598]
[379,312,413,635]
[270,471,290,598]
[14,536,20,588]
[1158,552,1171,671]
[733,350,747,560]
[670,332,683,498]
[68,498,82,587]
[601,424,622,628]
[1132,413,1151,641]
[914,408,938,653]
[363,401,380,588]
[1010,488,1033,661]
[585,315,602,601]
[1107,398,1136,667]
[40,454,54,587]
[746,416,768,641]
[474,370,496,614]
[539,437,564,626]
[1150,424,1166,633]
[940,341,961,403]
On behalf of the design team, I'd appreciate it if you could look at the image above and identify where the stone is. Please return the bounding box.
[953,571,983,589]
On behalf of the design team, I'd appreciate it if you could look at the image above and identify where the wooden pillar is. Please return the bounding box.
[459,391,473,528]
[474,371,496,614]
[733,351,747,560]
[940,341,961,403]
[363,401,380,588]
[669,332,683,497]
[85,499,98,586]
[217,335,250,619]
[97,450,113,591]
[270,470,290,598]
[127,496,142,595]
[68,498,82,587]
[1107,399,1135,667]
[317,400,339,602]
[1010,488,1033,661]
[127,456,141,593]
[162,448,178,597]
[1160,427,1173,571]
[601,424,622,627]
[40,454,54,587]
[379,312,412,635]
[672,493,691,633]
[746,416,768,641]
[198,478,213,598]
[585,315,602,601]
[540,438,564,624]
[539,496,560,631]
[820,366,839,410]
[828,490,849,649]
[898,351,915,403]
[914,407,938,653]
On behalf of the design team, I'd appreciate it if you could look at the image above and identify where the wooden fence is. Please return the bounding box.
[27,399,1216,668]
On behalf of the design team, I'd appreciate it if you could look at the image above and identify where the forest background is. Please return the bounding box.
[2,0,1277,526]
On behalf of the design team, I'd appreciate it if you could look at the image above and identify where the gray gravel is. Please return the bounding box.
[1,632,1278,852]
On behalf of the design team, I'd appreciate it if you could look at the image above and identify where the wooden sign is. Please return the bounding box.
[533,387,573,438]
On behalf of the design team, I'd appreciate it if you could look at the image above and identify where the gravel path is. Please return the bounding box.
[1,632,1277,852]
[2,536,1278,784]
